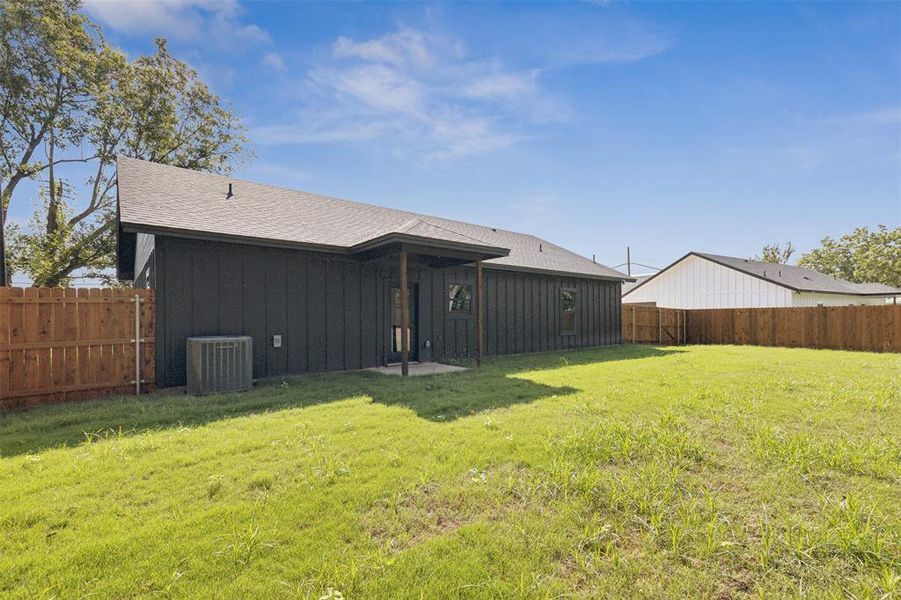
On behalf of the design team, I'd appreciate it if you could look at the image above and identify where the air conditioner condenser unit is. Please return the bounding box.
[186,336,253,396]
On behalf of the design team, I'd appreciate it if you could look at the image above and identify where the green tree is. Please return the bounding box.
[798,226,901,288]
[1,1,248,286]
[0,0,109,284]
[753,242,795,264]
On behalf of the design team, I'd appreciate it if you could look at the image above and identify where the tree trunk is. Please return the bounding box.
[0,213,6,286]
[47,131,60,235]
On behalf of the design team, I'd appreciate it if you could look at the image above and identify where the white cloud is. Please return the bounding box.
[254,29,547,160]
[253,111,387,145]
[555,30,671,66]
[333,30,434,67]
[461,71,538,99]
[262,52,285,71]
[253,18,669,162]
[316,64,425,113]
[489,14,673,70]
[420,108,521,160]
[82,0,270,47]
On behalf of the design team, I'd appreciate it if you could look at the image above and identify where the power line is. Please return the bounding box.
[612,261,661,272]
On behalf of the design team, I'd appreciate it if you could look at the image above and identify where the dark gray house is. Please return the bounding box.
[116,157,631,387]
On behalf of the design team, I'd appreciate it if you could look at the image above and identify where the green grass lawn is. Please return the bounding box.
[1,345,899,598]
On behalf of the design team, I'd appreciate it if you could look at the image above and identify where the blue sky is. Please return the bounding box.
[10,1,900,277]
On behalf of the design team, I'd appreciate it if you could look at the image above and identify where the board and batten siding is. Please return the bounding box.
[144,236,622,387]
[624,254,887,309]
[133,232,155,288]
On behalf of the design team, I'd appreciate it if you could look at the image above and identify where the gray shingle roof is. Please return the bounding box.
[621,274,652,294]
[696,253,901,295]
[117,157,629,281]
[849,282,901,294]
[624,251,901,297]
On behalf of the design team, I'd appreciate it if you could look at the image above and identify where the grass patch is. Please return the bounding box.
[1,345,899,597]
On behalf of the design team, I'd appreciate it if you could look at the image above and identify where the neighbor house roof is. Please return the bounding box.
[623,251,901,297]
[621,274,652,294]
[117,156,630,281]
[849,282,901,294]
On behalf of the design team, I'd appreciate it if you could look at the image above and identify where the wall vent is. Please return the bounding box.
[187,336,253,395]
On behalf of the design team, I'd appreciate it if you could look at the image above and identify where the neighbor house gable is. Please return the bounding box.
[623,253,792,309]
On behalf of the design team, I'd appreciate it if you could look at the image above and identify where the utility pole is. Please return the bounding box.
[626,246,632,277]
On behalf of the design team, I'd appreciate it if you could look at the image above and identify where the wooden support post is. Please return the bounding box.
[400,250,409,377]
[475,258,483,368]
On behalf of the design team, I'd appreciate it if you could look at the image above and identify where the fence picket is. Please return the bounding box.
[0,288,9,400]
[623,304,900,353]
[1,287,155,411]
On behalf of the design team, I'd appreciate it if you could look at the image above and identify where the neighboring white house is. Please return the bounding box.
[623,252,901,309]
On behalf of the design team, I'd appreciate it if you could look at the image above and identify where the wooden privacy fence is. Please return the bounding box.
[623,306,689,345]
[623,304,900,353]
[0,288,154,411]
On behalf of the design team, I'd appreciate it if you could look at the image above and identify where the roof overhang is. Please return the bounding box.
[853,292,901,297]
[118,223,634,282]
[481,262,634,283]
[120,222,349,254]
[351,232,509,266]
[791,289,901,297]
[118,223,510,271]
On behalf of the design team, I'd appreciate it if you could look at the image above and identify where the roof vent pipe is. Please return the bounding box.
[592,254,596,263]
[227,183,234,199]
[539,243,543,252]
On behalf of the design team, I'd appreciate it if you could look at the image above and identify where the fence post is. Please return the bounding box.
[819,305,826,349]
[134,294,141,396]
[770,308,776,347]
[631,306,636,343]
[658,308,662,344]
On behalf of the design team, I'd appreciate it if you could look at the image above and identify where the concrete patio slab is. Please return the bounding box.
[367,362,469,376]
